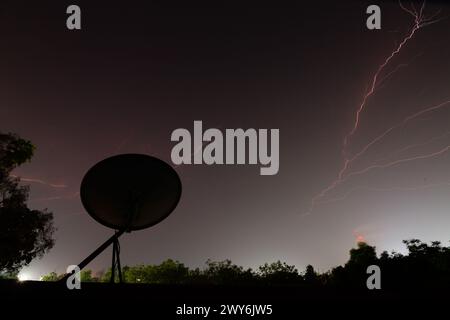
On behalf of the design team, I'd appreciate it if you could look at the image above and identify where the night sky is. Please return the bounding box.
[1,1,450,280]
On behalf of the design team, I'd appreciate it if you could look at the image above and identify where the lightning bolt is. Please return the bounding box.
[314,126,450,207]
[10,174,67,188]
[375,52,423,91]
[373,129,450,163]
[318,181,450,206]
[345,144,450,181]
[307,1,444,214]
[343,0,438,150]
[342,99,450,178]
[30,192,80,202]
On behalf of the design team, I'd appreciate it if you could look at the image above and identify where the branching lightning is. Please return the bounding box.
[343,0,439,150]
[343,143,450,181]
[30,192,80,202]
[10,174,68,188]
[319,181,450,206]
[373,129,450,163]
[308,1,447,214]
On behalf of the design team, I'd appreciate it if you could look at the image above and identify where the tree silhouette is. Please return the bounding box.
[40,240,450,288]
[0,133,55,274]
[41,271,60,281]
[203,259,255,285]
[258,261,302,285]
[304,264,320,286]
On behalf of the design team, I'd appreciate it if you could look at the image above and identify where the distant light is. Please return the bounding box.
[18,273,30,282]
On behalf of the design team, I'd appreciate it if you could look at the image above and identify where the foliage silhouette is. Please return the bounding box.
[0,133,55,274]
[40,239,450,289]
[258,261,302,285]
[40,272,60,282]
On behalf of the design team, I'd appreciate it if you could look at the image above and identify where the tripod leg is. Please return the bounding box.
[116,239,123,283]
[60,229,125,284]
[111,240,116,283]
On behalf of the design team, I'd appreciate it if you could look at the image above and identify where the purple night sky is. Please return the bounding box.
[1,0,449,280]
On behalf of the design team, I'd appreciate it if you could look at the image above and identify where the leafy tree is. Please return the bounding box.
[186,267,209,284]
[99,260,189,284]
[152,259,189,284]
[0,132,55,274]
[303,264,319,285]
[258,261,302,284]
[0,270,19,280]
[34,239,450,288]
[80,269,96,282]
[347,242,377,267]
[0,133,35,173]
[122,260,189,284]
[328,242,378,288]
[100,268,113,283]
[204,259,255,285]
[41,271,60,281]
[122,265,148,283]
[41,270,97,282]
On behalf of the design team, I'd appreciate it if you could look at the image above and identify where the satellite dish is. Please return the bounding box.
[80,154,182,231]
[61,154,182,284]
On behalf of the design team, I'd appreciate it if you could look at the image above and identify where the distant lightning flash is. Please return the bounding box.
[343,0,437,150]
[10,174,67,188]
[319,181,450,206]
[310,99,450,211]
[353,231,366,244]
[315,129,450,206]
[342,99,450,177]
[373,129,450,163]
[375,52,423,91]
[30,192,80,202]
[344,144,450,181]
[308,1,444,214]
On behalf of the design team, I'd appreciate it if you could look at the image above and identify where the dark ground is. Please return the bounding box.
[1,280,448,318]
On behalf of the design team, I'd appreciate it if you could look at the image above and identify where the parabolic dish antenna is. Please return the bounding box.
[80,153,182,231]
[61,154,182,284]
